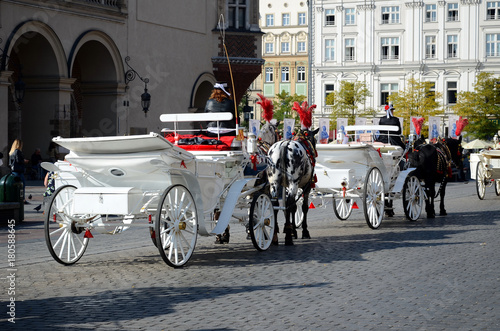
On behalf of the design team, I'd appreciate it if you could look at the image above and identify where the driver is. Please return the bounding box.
[376,104,405,149]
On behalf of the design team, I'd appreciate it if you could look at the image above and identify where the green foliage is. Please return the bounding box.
[453,72,500,140]
[272,90,306,128]
[389,77,443,136]
[326,81,372,125]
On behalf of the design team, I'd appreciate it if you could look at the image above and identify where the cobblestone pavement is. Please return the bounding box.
[1,181,499,330]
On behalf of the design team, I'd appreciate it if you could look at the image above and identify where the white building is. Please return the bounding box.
[310,0,500,129]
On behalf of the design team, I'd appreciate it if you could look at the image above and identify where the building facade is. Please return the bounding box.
[310,0,500,130]
[249,0,308,120]
[0,0,263,170]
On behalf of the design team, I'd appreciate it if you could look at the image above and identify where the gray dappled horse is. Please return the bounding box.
[267,128,319,245]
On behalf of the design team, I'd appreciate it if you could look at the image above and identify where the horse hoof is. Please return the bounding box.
[440,211,447,216]
[293,230,298,239]
[272,240,279,246]
[285,240,294,246]
[427,214,435,219]
[302,230,311,239]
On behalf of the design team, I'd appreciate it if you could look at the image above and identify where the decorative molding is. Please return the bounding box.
[336,6,344,12]
[357,4,375,11]
[460,0,480,5]
[438,1,446,7]
[405,2,424,8]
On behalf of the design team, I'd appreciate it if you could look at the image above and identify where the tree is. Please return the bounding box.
[389,77,443,136]
[325,81,372,125]
[453,72,500,140]
[272,90,306,127]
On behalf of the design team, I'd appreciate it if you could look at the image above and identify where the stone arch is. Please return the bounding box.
[190,72,216,113]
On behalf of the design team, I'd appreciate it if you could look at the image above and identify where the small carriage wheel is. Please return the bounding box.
[402,175,424,221]
[294,195,304,228]
[476,163,486,200]
[45,185,89,265]
[155,184,198,268]
[332,196,354,220]
[363,167,385,229]
[495,180,500,196]
[249,192,276,251]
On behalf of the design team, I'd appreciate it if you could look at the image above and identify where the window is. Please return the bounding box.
[425,4,437,22]
[486,33,500,57]
[345,38,355,61]
[447,35,458,58]
[447,3,459,21]
[281,42,290,53]
[326,9,335,26]
[265,67,274,83]
[381,83,398,105]
[228,0,246,29]
[281,67,289,82]
[345,8,355,25]
[325,39,335,61]
[297,66,306,82]
[325,84,335,104]
[298,12,306,25]
[382,6,400,24]
[297,41,306,53]
[282,13,290,26]
[426,82,437,101]
[447,82,457,104]
[425,36,437,59]
[381,37,399,60]
[265,42,274,54]
[266,14,274,27]
[487,2,500,20]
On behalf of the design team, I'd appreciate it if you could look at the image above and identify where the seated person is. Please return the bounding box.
[376,104,405,150]
[204,82,237,136]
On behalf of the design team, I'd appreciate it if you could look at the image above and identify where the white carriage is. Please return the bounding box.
[43,113,275,268]
[306,125,424,229]
[470,149,500,199]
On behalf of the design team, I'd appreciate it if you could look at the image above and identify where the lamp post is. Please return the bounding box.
[125,56,151,116]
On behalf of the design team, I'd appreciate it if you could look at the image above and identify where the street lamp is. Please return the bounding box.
[125,56,151,116]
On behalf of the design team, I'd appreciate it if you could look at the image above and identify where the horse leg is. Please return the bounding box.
[290,203,298,239]
[426,182,436,218]
[439,180,448,216]
[301,196,311,239]
[284,209,294,246]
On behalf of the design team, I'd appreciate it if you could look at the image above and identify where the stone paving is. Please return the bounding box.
[0,181,499,330]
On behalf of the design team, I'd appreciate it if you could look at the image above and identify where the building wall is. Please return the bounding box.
[311,0,500,129]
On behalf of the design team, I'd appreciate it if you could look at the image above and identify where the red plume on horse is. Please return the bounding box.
[256,93,274,123]
[411,117,424,136]
[292,101,316,129]
[455,116,468,137]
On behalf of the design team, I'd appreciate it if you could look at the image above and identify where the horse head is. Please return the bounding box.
[442,136,463,168]
[259,120,280,146]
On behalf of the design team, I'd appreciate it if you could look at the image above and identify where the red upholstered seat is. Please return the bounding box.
[163,133,235,151]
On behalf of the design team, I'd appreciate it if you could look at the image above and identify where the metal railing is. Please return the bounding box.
[74,0,124,9]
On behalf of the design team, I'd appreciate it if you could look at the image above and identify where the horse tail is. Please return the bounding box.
[279,140,290,188]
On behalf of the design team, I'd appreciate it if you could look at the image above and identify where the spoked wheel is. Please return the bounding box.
[402,175,424,221]
[294,195,304,228]
[476,163,486,200]
[45,185,89,265]
[155,185,198,268]
[333,196,354,220]
[495,180,500,196]
[363,167,385,229]
[249,192,276,251]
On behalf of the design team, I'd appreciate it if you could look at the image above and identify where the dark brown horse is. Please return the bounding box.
[408,136,463,218]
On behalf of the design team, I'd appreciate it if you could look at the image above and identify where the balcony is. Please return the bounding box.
[74,0,125,9]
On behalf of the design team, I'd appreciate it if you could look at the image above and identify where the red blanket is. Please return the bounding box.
[163,133,235,151]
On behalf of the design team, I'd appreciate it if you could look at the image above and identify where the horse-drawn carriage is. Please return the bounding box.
[470,149,500,199]
[311,125,424,229]
[43,113,275,268]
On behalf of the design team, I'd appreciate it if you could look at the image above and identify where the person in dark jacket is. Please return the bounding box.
[376,104,405,149]
[9,139,29,203]
[204,82,237,136]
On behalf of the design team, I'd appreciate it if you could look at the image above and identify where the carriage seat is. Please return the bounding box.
[371,143,404,158]
[164,133,235,151]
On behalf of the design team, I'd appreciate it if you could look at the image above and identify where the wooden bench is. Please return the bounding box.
[0,202,22,223]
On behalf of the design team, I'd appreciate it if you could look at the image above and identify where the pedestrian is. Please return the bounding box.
[8,139,29,204]
[48,141,59,163]
[30,148,43,179]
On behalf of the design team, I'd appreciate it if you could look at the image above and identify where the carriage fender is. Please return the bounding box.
[209,178,255,235]
[391,168,417,193]
[168,169,205,230]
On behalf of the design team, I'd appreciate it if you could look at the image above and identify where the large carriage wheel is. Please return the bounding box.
[495,180,500,196]
[402,175,424,221]
[294,195,304,228]
[45,185,89,265]
[333,196,354,220]
[155,185,198,268]
[249,192,275,251]
[476,162,486,200]
[363,167,385,229]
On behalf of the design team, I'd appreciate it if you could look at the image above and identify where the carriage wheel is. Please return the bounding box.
[45,185,89,265]
[333,197,354,220]
[476,163,486,200]
[155,185,198,268]
[402,175,424,221]
[149,227,157,247]
[294,195,304,228]
[495,180,500,196]
[363,167,385,229]
[249,192,275,251]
